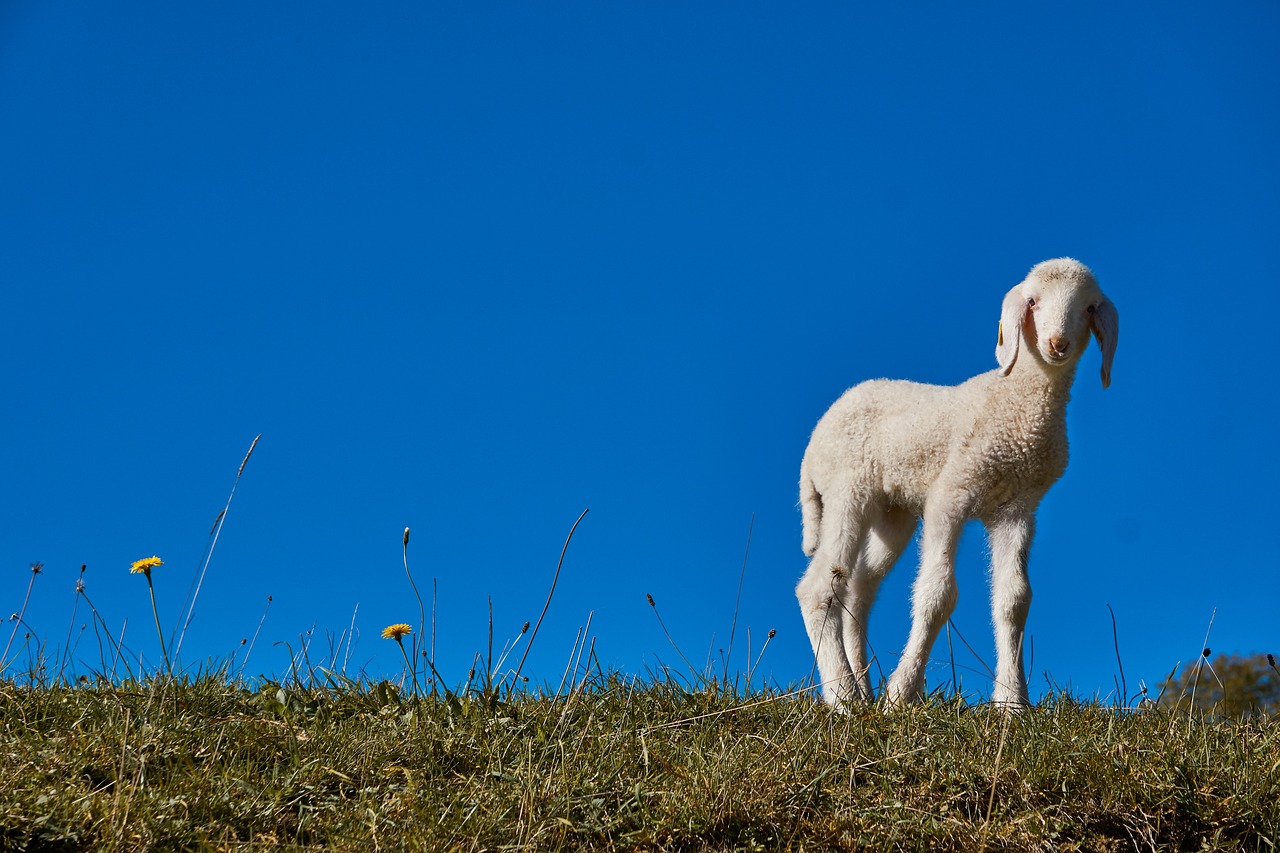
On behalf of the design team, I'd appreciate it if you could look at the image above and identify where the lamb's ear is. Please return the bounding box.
[995,286,1027,375]
[1091,295,1119,389]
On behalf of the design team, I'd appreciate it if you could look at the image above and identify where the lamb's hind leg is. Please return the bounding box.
[796,494,867,707]
[842,507,918,701]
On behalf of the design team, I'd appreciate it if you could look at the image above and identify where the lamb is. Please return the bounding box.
[796,258,1118,709]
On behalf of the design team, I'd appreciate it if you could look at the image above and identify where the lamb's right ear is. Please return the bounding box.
[995,286,1027,375]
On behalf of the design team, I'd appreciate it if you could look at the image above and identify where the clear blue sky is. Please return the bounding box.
[3,3,1276,702]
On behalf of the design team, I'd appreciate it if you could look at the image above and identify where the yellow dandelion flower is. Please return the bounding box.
[130,556,164,574]
[382,623,412,641]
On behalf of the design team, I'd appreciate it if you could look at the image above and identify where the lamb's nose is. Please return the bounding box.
[1048,335,1069,356]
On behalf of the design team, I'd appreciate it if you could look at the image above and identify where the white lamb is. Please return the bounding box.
[796,258,1118,709]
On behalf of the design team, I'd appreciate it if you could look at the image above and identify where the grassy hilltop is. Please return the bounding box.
[3,675,1278,852]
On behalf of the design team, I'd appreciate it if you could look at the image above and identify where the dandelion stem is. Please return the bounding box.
[396,638,419,696]
[146,574,172,676]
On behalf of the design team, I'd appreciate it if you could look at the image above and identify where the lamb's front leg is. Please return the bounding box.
[985,510,1034,708]
[885,501,963,705]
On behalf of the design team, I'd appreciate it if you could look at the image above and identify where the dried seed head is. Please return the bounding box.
[829,564,846,581]
[31,562,44,574]
[75,579,85,593]
[646,593,655,607]
[521,621,530,634]
[768,629,777,639]
[1269,653,1276,667]
[403,527,410,546]
[1202,648,1211,659]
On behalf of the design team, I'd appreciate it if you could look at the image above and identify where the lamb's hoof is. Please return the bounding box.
[883,678,923,709]
[990,696,1031,714]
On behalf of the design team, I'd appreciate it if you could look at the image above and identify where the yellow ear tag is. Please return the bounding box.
[998,322,1004,346]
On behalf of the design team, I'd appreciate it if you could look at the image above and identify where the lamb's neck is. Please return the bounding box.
[1005,356,1076,419]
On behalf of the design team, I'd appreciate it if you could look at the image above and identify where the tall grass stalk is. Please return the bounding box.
[511,507,588,687]
[1107,602,1128,706]
[722,513,754,679]
[646,592,705,685]
[401,526,426,692]
[342,602,359,676]
[238,595,272,680]
[173,434,260,662]
[55,565,87,683]
[1,562,43,674]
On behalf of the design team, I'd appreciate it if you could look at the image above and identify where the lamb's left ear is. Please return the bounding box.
[995,286,1028,375]
[1090,296,1119,389]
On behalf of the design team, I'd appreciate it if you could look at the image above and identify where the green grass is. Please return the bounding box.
[3,675,1278,851]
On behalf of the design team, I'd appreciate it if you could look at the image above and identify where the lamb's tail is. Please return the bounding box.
[799,464,821,557]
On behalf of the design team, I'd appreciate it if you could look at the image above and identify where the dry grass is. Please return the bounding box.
[3,675,1278,851]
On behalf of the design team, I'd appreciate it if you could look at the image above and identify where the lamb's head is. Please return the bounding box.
[995,258,1119,388]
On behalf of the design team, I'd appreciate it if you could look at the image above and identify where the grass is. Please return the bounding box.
[5,444,1277,850]
[3,674,1278,851]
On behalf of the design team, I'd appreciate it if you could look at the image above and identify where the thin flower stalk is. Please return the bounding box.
[402,527,426,691]
[131,557,171,675]
[383,623,419,695]
[1,563,43,675]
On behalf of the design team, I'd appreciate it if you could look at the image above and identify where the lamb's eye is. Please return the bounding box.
[1086,304,1096,314]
